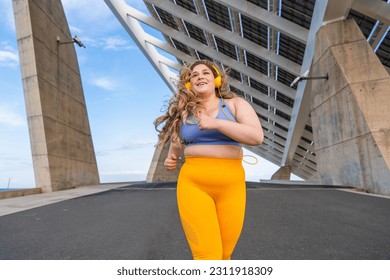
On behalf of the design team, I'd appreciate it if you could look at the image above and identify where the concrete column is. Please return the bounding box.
[271,165,291,180]
[146,142,184,182]
[13,0,99,192]
[310,19,390,195]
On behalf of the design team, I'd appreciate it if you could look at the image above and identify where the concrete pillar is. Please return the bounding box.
[310,19,390,195]
[146,142,184,182]
[13,0,100,192]
[271,165,291,180]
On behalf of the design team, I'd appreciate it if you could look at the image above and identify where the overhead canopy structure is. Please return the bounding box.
[104,0,390,180]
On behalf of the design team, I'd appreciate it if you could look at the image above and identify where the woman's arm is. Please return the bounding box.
[197,97,264,146]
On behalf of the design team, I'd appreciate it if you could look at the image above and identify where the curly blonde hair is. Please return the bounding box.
[154,60,236,146]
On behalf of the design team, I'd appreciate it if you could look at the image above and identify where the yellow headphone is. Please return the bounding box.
[185,65,222,91]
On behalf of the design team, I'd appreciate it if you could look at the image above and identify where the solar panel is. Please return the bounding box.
[184,21,208,44]
[107,0,390,179]
[376,32,390,67]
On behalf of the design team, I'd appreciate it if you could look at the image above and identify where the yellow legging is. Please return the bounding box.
[177,157,246,260]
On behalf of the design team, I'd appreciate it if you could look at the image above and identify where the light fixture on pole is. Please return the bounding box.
[290,70,328,87]
[57,35,86,48]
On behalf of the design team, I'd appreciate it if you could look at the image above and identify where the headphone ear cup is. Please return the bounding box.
[214,76,222,88]
[212,65,222,88]
[185,82,191,90]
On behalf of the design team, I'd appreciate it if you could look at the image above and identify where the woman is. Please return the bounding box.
[154,60,264,260]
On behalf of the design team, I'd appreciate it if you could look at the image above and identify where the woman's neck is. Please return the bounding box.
[197,95,220,116]
[198,94,219,107]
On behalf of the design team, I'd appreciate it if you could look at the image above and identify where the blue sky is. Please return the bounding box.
[0,0,301,189]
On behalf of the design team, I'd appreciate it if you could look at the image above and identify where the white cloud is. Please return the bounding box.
[0,105,25,127]
[61,1,142,52]
[103,36,136,51]
[90,76,118,91]
[97,140,155,156]
[0,49,19,68]
[77,36,136,51]
[68,25,83,35]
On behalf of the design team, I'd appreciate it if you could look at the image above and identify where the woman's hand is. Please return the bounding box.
[164,153,178,171]
[197,112,218,130]
[164,139,184,171]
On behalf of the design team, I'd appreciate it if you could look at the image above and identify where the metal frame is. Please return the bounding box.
[104,0,390,180]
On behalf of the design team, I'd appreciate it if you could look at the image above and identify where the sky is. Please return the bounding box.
[0,0,301,190]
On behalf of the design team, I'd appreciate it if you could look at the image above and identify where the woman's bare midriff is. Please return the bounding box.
[184,144,243,159]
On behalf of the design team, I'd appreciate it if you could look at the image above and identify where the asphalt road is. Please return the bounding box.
[0,182,389,260]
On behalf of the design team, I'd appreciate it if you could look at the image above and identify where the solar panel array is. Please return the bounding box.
[108,0,390,180]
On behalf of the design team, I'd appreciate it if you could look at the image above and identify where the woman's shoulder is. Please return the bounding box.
[227,96,256,117]
[223,96,243,116]
[226,95,247,107]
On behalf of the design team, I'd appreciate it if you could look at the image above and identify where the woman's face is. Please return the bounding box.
[189,64,215,95]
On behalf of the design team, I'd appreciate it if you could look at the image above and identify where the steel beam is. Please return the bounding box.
[352,0,390,26]
[215,0,308,44]
[104,0,177,92]
[145,0,301,76]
